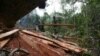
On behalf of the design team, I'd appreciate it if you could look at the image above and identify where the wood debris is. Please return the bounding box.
[21,30,87,53]
[0,29,87,56]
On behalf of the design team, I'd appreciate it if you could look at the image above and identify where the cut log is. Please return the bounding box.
[21,30,87,53]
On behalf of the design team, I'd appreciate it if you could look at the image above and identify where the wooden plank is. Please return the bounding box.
[0,29,19,48]
[40,24,75,26]
[19,32,66,56]
[40,24,75,29]
[0,29,19,40]
[0,38,10,48]
[21,30,87,53]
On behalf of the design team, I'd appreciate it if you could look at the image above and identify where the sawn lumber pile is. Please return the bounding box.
[0,29,87,56]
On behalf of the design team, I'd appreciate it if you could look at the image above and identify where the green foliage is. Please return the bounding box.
[38,0,100,55]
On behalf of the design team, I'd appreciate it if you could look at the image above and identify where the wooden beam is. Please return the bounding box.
[40,24,75,26]
[0,38,10,49]
[40,24,75,29]
[0,29,19,40]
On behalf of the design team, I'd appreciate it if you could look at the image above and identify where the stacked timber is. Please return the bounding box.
[0,29,87,56]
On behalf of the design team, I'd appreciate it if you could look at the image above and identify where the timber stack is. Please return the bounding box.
[0,29,87,56]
